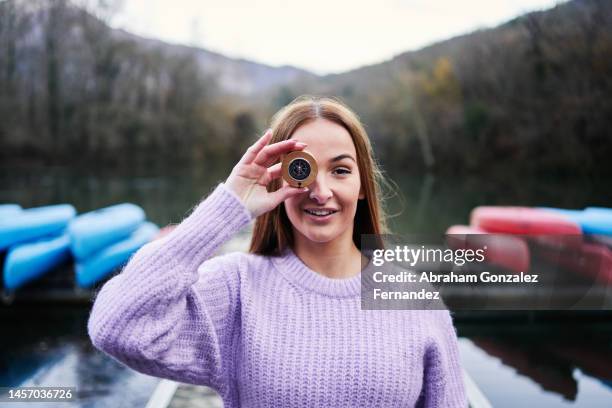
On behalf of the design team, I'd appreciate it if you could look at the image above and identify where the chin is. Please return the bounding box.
[303,232,337,243]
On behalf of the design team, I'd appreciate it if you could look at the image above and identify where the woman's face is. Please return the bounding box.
[283,118,364,245]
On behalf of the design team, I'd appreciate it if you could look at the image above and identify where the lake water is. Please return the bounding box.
[1,164,611,406]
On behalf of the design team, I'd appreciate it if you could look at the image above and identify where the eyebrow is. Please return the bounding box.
[330,154,356,163]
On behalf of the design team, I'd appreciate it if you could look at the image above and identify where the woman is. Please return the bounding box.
[88,96,467,407]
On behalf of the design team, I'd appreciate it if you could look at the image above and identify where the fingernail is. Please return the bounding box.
[295,142,307,148]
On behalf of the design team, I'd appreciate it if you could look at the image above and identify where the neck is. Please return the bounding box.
[293,232,365,279]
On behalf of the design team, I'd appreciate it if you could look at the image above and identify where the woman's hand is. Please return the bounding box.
[225,129,309,217]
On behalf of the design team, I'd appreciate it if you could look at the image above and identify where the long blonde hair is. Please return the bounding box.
[249,96,389,256]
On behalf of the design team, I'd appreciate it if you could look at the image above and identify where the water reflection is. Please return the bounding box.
[0,307,158,407]
[0,164,230,228]
[458,322,612,406]
[2,165,611,236]
[471,338,579,400]
[387,173,612,236]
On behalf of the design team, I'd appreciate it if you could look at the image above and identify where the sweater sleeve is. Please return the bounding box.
[87,182,253,393]
[417,311,468,408]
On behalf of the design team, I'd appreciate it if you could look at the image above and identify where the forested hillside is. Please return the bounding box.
[1,0,611,175]
[0,0,311,167]
[277,0,612,174]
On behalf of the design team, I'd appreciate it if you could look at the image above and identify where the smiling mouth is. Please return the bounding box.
[303,209,338,217]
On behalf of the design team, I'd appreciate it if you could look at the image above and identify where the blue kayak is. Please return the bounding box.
[68,203,146,260]
[541,207,612,236]
[3,233,71,290]
[0,204,76,251]
[0,204,22,220]
[585,207,612,217]
[75,222,159,288]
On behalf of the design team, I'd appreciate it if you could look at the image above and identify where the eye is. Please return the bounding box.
[333,167,352,175]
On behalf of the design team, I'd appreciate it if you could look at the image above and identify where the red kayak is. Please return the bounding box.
[446,225,530,273]
[470,206,582,248]
[537,241,612,285]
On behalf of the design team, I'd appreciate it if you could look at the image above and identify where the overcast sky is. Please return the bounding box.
[111,0,564,74]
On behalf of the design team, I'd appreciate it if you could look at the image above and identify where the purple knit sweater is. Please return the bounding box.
[88,182,467,407]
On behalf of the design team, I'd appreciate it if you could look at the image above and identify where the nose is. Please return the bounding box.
[308,173,333,204]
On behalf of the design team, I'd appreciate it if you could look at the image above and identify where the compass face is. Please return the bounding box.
[288,158,311,181]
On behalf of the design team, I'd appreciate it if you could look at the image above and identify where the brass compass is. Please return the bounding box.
[281,150,318,188]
